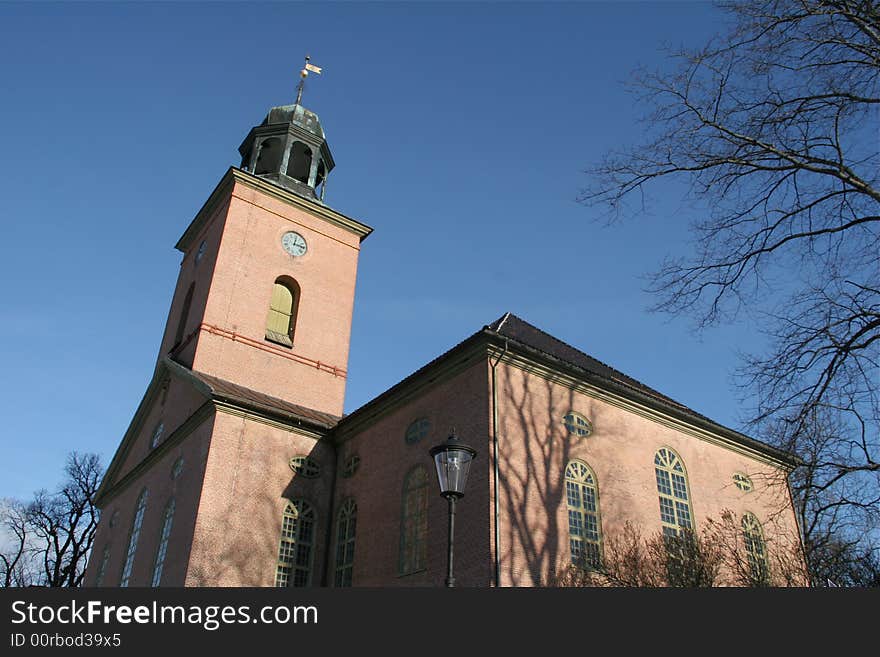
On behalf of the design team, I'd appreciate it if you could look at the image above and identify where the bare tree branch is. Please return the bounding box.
[1,452,102,588]
[580,0,879,584]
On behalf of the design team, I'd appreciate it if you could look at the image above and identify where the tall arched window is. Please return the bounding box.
[151,498,176,587]
[274,499,315,587]
[265,277,300,347]
[742,512,770,584]
[565,460,602,568]
[120,488,148,587]
[94,544,111,586]
[286,141,313,184]
[334,499,357,587]
[173,283,194,347]
[654,448,693,537]
[399,466,428,575]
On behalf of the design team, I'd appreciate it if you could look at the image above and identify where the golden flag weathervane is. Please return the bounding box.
[295,54,323,105]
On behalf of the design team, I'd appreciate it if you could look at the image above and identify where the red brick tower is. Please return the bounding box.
[87,94,372,587]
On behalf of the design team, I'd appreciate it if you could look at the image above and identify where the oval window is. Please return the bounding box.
[405,418,431,445]
[289,456,321,478]
[563,412,593,437]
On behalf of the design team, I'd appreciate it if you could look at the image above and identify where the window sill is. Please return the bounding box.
[265,331,293,348]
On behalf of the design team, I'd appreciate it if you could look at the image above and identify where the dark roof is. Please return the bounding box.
[487,312,692,413]
[189,368,340,430]
[263,103,325,139]
[484,313,795,466]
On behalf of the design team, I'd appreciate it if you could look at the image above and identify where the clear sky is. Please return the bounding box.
[0,1,765,500]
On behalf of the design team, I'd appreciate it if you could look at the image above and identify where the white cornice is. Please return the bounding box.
[175,168,372,253]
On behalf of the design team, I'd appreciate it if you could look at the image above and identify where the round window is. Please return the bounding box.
[405,418,431,445]
[563,412,593,437]
[289,456,321,478]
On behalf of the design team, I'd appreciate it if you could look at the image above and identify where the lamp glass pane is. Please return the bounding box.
[432,448,474,496]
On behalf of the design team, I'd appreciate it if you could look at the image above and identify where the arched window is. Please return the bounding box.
[120,488,148,587]
[151,498,175,586]
[254,137,282,175]
[742,513,770,584]
[274,499,315,587]
[173,283,194,348]
[286,141,312,184]
[565,460,602,568]
[399,466,428,575]
[265,277,300,347]
[334,499,357,587]
[94,544,111,586]
[149,421,165,449]
[654,448,693,537]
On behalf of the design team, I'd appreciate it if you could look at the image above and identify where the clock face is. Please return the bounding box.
[281,231,307,257]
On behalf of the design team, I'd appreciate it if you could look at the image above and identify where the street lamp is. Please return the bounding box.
[429,433,477,588]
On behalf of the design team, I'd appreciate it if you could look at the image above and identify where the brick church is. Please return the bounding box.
[85,88,805,587]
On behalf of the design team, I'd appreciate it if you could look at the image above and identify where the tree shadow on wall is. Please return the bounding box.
[498,373,578,586]
[186,439,333,587]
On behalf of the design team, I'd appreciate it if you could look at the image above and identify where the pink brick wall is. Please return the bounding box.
[333,360,491,587]
[492,362,803,586]
[184,412,335,587]
[86,412,215,587]
[191,181,361,416]
[113,376,208,485]
[156,199,229,366]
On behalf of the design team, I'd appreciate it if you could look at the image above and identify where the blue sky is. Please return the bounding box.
[0,1,764,500]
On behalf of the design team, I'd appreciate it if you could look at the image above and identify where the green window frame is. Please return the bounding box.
[399,466,428,575]
[151,498,175,587]
[171,456,184,480]
[334,499,357,587]
[565,460,602,568]
[742,512,770,584]
[342,454,360,478]
[288,455,321,478]
[149,421,165,449]
[654,448,693,537]
[94,544,111,586]
[404,418,431,445]
[120,488,148,587]
[563,412,593,437]
[274,499,315,587]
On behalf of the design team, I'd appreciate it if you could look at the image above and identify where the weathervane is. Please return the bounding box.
[295,54,323,105]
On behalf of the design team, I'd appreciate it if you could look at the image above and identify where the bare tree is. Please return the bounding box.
[555,514,807,587]
[0,452,102,587]
[0,499,34,587]
[579,0,879,583]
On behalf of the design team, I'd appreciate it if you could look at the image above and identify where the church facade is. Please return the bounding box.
[85,96,805,588]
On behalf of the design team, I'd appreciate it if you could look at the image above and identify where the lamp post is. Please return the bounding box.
[429,433,477,588]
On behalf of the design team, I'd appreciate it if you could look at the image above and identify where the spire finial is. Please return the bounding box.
[295,54,323,106]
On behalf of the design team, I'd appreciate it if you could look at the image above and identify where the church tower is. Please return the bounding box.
[87,72,373,587]
[160,96,371,417]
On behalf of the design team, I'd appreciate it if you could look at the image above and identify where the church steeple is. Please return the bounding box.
[238,102,334,201]
[238,60,333,201]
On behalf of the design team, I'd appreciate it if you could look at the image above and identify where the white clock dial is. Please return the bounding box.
[281,231,307,257]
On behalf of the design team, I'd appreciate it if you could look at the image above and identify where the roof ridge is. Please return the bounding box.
[493,313,691,411]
